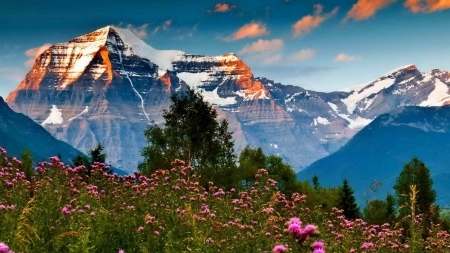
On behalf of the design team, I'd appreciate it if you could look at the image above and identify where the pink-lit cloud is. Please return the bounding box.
[225,22,269,41]
[126,23,149,38]
[405,0,450,12]
[343,0,397,22]
[238,39,283,54]
[24,44,52,67]
[287,49,317,62]
[292,4,339,38]
[213,3,236,12]
[335,53,361,61]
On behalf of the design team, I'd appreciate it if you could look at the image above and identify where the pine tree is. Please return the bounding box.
[312,175,320,190]
[393,157,436,217]
[139,88,238,189]
[20,149,34,181]
[338,179,360,219]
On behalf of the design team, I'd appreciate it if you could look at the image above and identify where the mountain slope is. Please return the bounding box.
[0,96,82,164]
[6,26,450,173]
[298,106,450,207]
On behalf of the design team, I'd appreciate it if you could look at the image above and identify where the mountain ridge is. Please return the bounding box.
[6,25,450,173]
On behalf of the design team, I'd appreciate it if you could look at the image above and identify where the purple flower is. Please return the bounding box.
[0,243,9,253]
[273,245,287,253]
[118,250,124,253]
[138,226,144,231]
[312,241,324,249]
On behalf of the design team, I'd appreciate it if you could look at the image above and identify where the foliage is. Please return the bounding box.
[20,150,33,181]
[73,143,112,176]
[1,148,450,252]
[139,89,238,189]
[394,157,436,218]
[337,179,360,220]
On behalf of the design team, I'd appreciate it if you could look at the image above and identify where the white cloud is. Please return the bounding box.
[24,44,52,67]
[335,53,361,61]
[287,49,317,62]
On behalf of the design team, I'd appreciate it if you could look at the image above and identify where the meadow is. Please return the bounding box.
[0,147,449,253]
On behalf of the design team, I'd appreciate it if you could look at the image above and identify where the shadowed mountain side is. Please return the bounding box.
[298,106,450,207]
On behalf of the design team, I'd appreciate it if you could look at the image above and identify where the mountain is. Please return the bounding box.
[298,106,450,207]
[0,96,82,164]
[6,26,450,173]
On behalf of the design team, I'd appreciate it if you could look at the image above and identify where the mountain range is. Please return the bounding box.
[5,26,450,173]
[299,106,450,207]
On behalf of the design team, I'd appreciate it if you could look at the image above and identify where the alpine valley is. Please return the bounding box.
[5,26,450,174]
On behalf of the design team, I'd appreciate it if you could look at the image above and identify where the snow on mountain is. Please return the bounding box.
[419,79,450,106]
[42,105,64,125]
[113,26,184,71]
[7,25,450,173]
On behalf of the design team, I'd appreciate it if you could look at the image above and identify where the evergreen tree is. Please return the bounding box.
[337,179,360,219]
[386,193,396,223]
[73,143,111,177]
[393,157,436,217]
[312,175,320,190]
[89,143,106,164]
[364,199,389,225]
[20,149,34,181]
[139,88,238,189]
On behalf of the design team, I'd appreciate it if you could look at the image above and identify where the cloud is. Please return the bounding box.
[225,22,269,41]
[238,39,283,54]
[335,53,361,61]
[0,54,16,59]
[163,19,172,31]
[24,44,52,67]
[213,3,236,12]
[287,49,317,62]
[404,0,450,12]
[125,23,149,38]
[292,4,339,38]
[343,0,397,22]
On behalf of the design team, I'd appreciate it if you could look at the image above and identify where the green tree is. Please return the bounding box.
[20,149,34,181]
[73,143,111,177]
[89,143,106,164]
[363,197,396,225]
[139,88,238,189]
[393,157,436,217]
[312,175,320,190]
[265,155,299,195]
[337,179,360,219]
[237,146,266,186]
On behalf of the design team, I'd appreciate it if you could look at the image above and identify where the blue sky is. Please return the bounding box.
[1,0,450,97]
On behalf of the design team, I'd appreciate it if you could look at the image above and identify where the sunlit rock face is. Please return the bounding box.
[7,26,450,173]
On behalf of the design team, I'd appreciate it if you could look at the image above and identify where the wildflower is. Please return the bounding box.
[154,231,159,236]
[273,245,287,253]
[90,212,95,216]
[405,245,410,249]
[118,250,124,253]
[138,226,144,231]
[85,205,90,209]
[0,243,8,253]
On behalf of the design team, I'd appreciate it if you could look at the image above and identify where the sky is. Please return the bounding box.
[2,0,450,98]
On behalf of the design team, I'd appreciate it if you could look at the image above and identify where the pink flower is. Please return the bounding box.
[273,245,287,253]
[0,243,8,253]
[118,250,124,253]
[138,226,144,231]
[154,231,159,236]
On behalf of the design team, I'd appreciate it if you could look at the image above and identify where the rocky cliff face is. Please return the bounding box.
[7,26,450,173]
